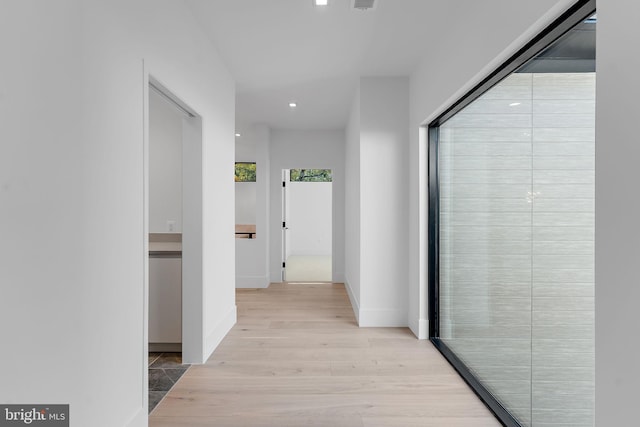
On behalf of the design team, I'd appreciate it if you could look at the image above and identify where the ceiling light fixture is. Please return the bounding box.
[289,102,297,108]
[313,0,328,6]
[235,133,241,137]
[509,102,521,107]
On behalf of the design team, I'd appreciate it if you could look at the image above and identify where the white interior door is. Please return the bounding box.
[283,169,332,282]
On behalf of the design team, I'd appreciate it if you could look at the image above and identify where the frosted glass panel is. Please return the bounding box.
[531,73,595,427]
[438,73,594,427]
[439,73,534,425]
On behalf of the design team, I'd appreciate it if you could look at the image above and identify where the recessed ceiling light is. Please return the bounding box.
[314,0,328,5]
[509,102,521,107]
[289,102,297,108]
[235,133,241,137]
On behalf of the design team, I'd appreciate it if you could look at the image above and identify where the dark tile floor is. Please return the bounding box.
[148,352,190,413]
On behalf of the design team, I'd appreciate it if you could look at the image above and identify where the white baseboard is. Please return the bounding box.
[344,279,360,323]
[125,406,146,427]
[270,271,282,283]
[204,304,237,361]
[236,275,270,288]
[343,278,409,328]
[408,317,429,339]
[358,308,408,327]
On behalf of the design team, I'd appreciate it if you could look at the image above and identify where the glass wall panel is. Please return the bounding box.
[434,10,595,427]
[530,72,595,427]
[439,73,534,424]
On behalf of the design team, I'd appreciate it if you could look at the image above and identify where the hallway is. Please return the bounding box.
[149,283,500,426]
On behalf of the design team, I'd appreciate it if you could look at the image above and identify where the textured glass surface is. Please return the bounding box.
[439,73,534,425]
[438,70,595,426]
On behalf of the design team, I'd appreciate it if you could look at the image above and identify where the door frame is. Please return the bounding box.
[281,169,290,281]
[281,168,333,283]
[143,70,205,377]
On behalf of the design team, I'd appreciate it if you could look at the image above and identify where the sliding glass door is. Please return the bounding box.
[429,2,595,426]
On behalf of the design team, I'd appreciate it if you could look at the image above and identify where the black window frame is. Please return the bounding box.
[427,1,596,426]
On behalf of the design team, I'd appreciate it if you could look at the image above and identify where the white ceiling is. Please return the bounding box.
[186,0,563,131]
[186,0,455,131]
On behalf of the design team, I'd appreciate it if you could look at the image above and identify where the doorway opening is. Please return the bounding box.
[281,168,333,282]
[145,76,203,412]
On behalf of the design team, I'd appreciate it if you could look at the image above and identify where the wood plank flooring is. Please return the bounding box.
[149,283,501,427]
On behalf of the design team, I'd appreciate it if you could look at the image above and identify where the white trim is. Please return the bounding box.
[145,70,206,367]
[269,272,280,283]
[236,275,270,288]
[124,407,146,427]
[149,76,197,118]
[418,126,429,336]
[408,317,428,340]
[344,278,360,323]
[181,112,204,364]
[359,308,408,327]
[141,61,150,427]
[203,304,237,362]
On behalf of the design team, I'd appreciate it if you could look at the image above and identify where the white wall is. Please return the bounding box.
[235,125,270,288]
[0,1,236,427]
[345,84,362,320]
[287,182,332,256]
[235,183,257,224]
[235,136,258,226]
[269,130,345,283]
[595,1,640,424]
[149,89,183,233]
[345,77,410,327]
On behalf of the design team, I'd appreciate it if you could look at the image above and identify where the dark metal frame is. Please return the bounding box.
[427,1,596,426]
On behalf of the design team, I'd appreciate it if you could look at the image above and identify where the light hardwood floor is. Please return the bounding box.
[149,283,501,427]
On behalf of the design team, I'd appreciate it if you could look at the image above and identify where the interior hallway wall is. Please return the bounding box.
[235,183,257,224]
[345,84,362,319]
[595,1,640,424]
[269,130,345,283]
[345,77,410,327]
[149,88,183,233]
[0,1,235,426]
